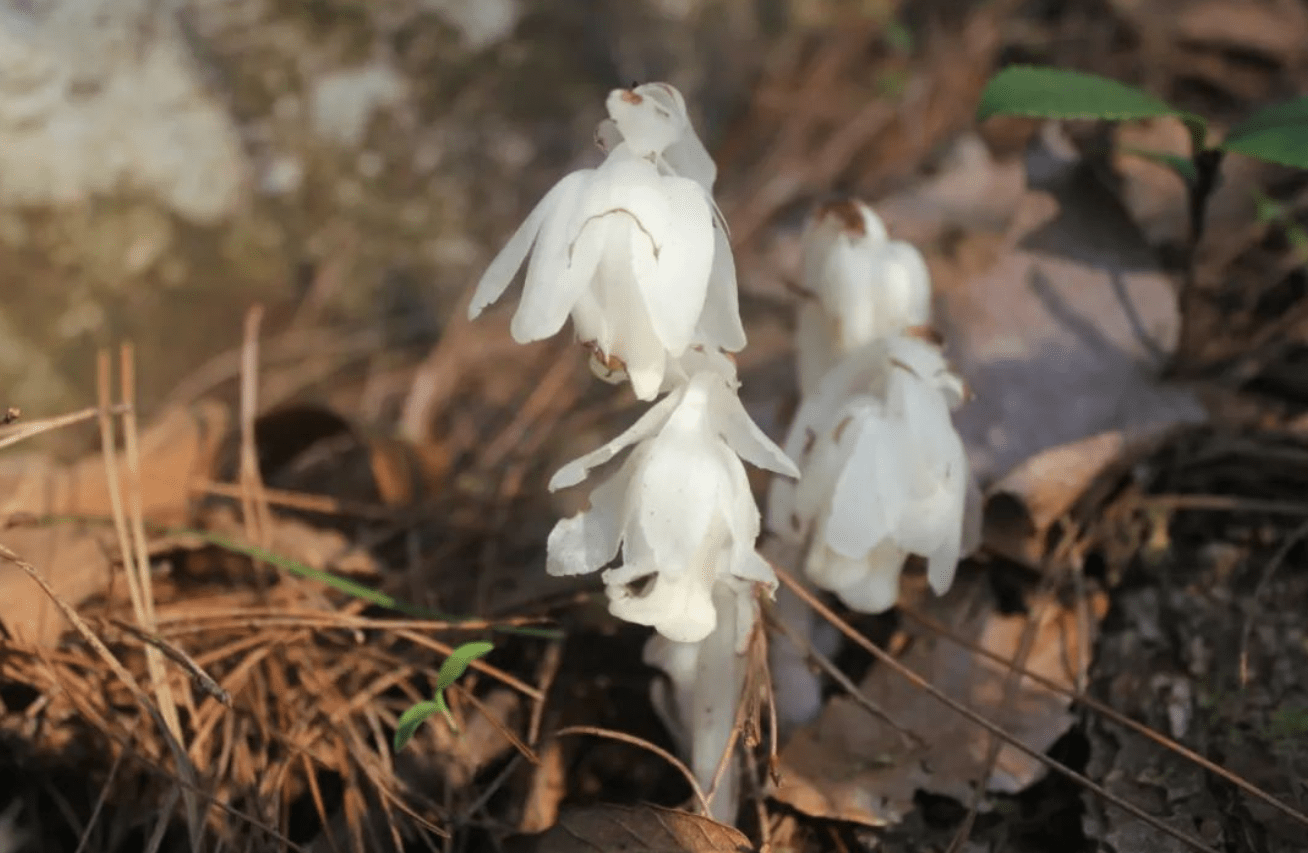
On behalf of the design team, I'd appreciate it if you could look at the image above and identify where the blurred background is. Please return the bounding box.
[2,1,1307,851]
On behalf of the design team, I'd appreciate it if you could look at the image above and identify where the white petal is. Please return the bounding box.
[877,241,933,331]
[817,540,905,613]
[545,454,637,576]
[712,382,799,478]
[632,411,722,572]
[547,386,685,491]
[606,85,683,157]
[663,132,718,191]
[612,217,671,400]
[692,220,747,352]
[719,440,771,586]
[824,410,901,558]
[594,118,623,155]
[627,175,715,355]
[605,559,717,643]
[469,170,591,319]
[511,200,606,342]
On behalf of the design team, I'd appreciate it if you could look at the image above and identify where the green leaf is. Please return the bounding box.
[393,700,442,752]
[977,66,1207,153]
[436,641,494,691]
[1221,96,1308,169]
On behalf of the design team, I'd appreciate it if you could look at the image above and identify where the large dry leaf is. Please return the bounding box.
[771,572,1106,827]
[513,804,752,853]
[0,402,227,646]
[878,131,1207,486]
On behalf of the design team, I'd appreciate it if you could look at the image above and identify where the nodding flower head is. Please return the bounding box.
[469,83,743,400]
[546,361,797,643]
[599,82,718,191]
[796,198,933,395]
[769,336,969,612]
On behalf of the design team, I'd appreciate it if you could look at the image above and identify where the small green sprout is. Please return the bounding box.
[393,640,494,752]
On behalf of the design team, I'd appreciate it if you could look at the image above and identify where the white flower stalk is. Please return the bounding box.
[469,82,744,400]
[769,336,969,612]
[547,354,798,643]
[644,582,751,823]
[795,199,932,396]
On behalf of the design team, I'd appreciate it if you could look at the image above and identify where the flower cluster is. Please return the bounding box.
[470,83,743,401]
[470,83,797,821]
[768,199,974,613]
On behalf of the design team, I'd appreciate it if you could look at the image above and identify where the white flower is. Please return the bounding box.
[795,199,932,396]
[469,83,744,400]
[547,361,798,642]
[768,336,969,612]
[597,82,718,191]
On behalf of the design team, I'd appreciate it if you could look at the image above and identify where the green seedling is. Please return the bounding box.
[393,640,494,752]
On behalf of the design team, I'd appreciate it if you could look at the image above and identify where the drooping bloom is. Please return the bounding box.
[768,336,970,612]
[469,83,744,400]
[547,353,798,643]
[795,199,932,396]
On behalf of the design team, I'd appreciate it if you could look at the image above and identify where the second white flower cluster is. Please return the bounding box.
[767,199,977,613]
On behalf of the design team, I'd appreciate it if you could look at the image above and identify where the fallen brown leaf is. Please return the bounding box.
[771,570,1107,827]
[880,128,1207,484]
[510,803,753,853]
[0,401,227,646]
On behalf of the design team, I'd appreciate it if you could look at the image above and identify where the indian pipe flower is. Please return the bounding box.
[468,82,743,400]
[768,336,969,612]
[546,352,798,643]
[795,198,932,396]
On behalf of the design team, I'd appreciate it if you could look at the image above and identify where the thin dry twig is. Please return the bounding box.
[72,747,123,853]
[106,617,232,707]
[0,403,131,451]
[190,479,396,519]
[554,725,710,816]
[1240,518,1308,687]
[239,305,273,549]
[897,607,1308,831]
[775,566,1220,853]
[765,609,922,751]
[0,542,209,841]
[527,640,564,746]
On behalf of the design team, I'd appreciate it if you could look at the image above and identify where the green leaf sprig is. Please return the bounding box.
[393,640,495,751]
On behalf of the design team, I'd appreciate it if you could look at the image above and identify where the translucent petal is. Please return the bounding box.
[823,540,905,613]
[719,441,771,587]
[692,220,747,352]
[612,217,671,400]
[605,559,717,643]
[806,545,871,600]
[510,174,604,342]
[824,411,901,558]
[545,454,637,576]
[547,385,685,491]
[663,133,717,191]
[606,85,683,157]
[469,170,591,319]
[627,175,715,355]
[633,408,722,573]
[799,200,887,301]
[877,241,933,331]
[712,382,799,478]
